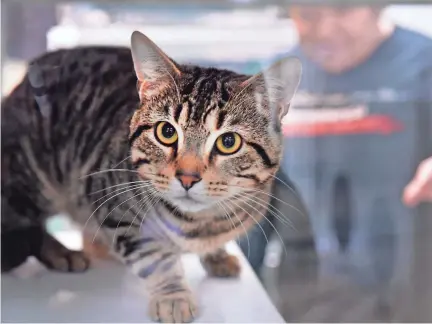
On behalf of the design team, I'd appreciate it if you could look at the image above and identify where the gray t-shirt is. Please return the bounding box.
[280,26,432,193]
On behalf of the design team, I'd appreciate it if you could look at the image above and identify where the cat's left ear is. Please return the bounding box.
[241,56,302,121]
[130,31,181,99]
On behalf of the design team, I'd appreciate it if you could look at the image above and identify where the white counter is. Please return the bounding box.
[1,242,284,323]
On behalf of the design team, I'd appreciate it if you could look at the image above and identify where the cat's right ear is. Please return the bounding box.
[239,56,302,123]
[130,31,181,100]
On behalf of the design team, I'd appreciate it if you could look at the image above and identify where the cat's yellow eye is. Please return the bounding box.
[155,121,178,146]
[215,132,242,155]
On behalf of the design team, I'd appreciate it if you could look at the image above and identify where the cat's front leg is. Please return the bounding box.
[200,247,241,278]
[123,240,197,323]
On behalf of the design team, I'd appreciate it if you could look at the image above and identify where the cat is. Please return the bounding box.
[1,30,301,322]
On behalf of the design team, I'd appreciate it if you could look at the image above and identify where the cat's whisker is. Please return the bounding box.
[261,201,295,230]
[170,203,181,218]
[80,168,140,179]
[83,184,151,230]
[268,174,303,202]
[91,190,148,244]
[241,191,295,230]
[239,193,291,229]
[132,170,170,180]
[121,188,158,240]
[137,189,160,226]
[111,155,132,168]
[91,183,153,204]
[230,194,288,257]
[124,198,152,238]
[216,202,240,242]
[134,190,162,235]
[227,185,306,218]
[89,180,151,196]
[219,201,251,260]
[125,187,160,236]
[111,191,153,246]
[225,197,269,248]
[237,194,297,256]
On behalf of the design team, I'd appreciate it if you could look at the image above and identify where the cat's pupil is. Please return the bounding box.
[222,133,235,148]
[162,123,175,138]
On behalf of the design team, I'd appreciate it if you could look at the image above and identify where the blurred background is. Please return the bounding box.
[3,2,431,95]
[2,0,432,322]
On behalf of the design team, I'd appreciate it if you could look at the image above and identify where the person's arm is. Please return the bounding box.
[403,156,432,206]
[403,55,432,207]
[424,66,432,144]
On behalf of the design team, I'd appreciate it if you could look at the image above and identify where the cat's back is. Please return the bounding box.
[2,45,136,108]
[31,46,133,68]
[1,46,138,146]
[4,45,134,98]
[1,46,139,192]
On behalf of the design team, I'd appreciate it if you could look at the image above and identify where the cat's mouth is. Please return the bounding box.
[174,194,203,205]
[169,193,211,213]
[176,194,199,203]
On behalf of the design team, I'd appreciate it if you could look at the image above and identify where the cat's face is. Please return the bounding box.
[128,31,301,214]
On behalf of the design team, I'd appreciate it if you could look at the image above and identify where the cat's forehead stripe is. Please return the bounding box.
[173,104,182,123]
[176,67,243,127]
[216,111,227,130]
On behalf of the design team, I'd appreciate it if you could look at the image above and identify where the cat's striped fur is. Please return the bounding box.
[1,31,301,322]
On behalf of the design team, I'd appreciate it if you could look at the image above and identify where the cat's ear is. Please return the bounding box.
[241,56,302,122]
[130,31,181,99]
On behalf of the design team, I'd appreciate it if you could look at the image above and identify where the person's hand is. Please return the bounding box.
[403,156,432,207]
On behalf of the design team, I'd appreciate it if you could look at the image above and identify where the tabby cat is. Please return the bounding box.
[1,31,301,322]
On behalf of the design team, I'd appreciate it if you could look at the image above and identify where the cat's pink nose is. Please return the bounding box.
[175,170,201,190]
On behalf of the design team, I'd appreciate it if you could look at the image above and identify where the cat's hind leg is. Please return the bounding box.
[200,247,241,278]
[1,225,89,273]
[35,229,90,272]
[1,226,40,272]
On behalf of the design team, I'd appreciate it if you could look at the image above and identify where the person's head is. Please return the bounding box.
[289,5,389,73]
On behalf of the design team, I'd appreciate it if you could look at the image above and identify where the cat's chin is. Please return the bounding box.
[169,197,212,213]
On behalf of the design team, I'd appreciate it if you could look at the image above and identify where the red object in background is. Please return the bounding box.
[282,114,404,137]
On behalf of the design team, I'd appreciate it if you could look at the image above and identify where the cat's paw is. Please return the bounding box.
[201,251,241,278]
[37,233,90,272]
[43,249,89,273]
[149,293,197,323]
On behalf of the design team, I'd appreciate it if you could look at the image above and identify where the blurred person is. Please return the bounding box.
[238,5,432,286]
